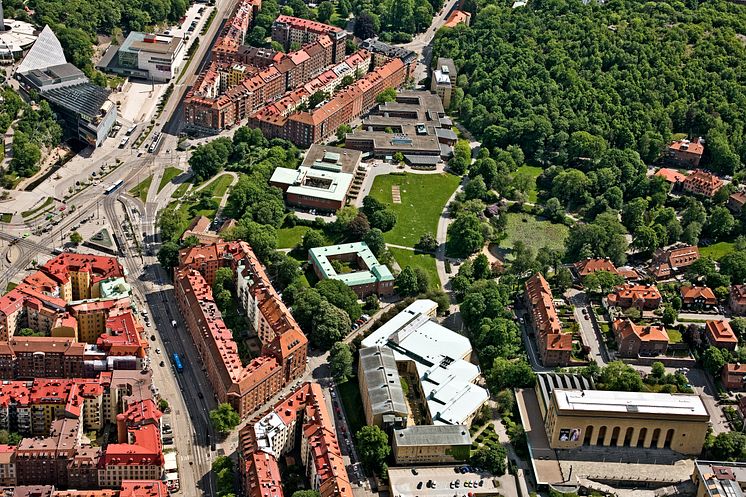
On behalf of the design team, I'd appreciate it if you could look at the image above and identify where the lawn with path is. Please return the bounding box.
[277,225,311,249]
[389,247,440,290]
[202,173,233,198]
[499,212,569,255]
[157,167,183,193]
[369,172,460,247]
[129,176,153,203]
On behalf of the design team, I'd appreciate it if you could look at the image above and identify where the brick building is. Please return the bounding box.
[704,320,738,350]
[730,284,746,315]
[680,285,718,310]
[606,284,662,310]
[573,258,618,278]
[649,244,700,279]
[721,363,746,391]
[524,273,571,367]
[665,137,704,168]
[308,242,395,298]
[613,319,669,358]
[271,15,346,64]
[175,241,307,419]
[682,169,723,198]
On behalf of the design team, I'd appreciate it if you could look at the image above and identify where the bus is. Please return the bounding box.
[172,352,183,373]
[119,135,130,148]
[104,179,124,195]
[125,125,137,136]
[148,132,163,154]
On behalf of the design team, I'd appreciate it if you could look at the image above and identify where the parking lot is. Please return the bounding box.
[387,466,518,497]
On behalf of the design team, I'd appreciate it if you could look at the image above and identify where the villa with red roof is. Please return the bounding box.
[613,319,669,358]
[682,169,723,198]
[704,320,738,351]
[665,137,704,168]
[607,284,662,310]
[680,285,718,310]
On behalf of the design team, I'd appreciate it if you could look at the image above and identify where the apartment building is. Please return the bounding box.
[239,383,353,497]
[730,284,746,315]
[681,285,718,310]
[573,258,618,278]
[524,273,571,367]
[175,241,307,419]
[649,244,700,279]
[392,425,471,465]
[683,169,723,198]
[271,15,346,63]
[606,283,662,310]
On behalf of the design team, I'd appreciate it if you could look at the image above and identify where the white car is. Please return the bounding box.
[155,348,161,354]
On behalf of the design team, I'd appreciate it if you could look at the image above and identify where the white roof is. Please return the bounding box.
[362,299,488,425]
[553,389,709,418]
[270,166,353,202]
[17,25,66,74]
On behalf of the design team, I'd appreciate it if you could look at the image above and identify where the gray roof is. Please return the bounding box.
[43,83,112,119]
[360,38,417,63]
[21,63,86,90]
[17,25,66,74]
[359,346,408,418]
[393,424,471,447]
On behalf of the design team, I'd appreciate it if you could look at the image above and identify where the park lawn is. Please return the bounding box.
[0,213,11,223]
[202,174,234,198]
[337,379,366,436]
[499,212,569,256]
[158,167,183,193]
[515,165,542,203]
[390,247,440,290]
[667,329,683,344]
[277,225,311,249]
[129,175,153,203]
[171,183,190,199]
[21,197,53,218]
[700,242,735,261]
[369,173,460,247]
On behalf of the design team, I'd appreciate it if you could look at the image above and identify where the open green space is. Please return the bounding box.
[667,329,683,344]
[369,173,460,247]
[700,242,735,261]
[337,378,365,436]
[158,167,183,193]
[277,225,311,249]
[0,213,11,223]
[499,212,569,255]
[201,173,234,199]
[129,176,153,203]
[171,183,190,199]
[389,247,441,290]
[21,197,53,219]
[515,165,542,203]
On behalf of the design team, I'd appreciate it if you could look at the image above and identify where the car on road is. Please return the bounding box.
[411,468,418,475]
[198,392,204,399]
[159,361,165,367]
[151,335,156,341]
[155,348,161,354]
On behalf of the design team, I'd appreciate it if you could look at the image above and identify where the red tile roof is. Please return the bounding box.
[613,319,669,343]
[574,258,617,277]
[119,480,170,497]
[655,168,687,183]
[705,320,738,345]
[680,285,717,303]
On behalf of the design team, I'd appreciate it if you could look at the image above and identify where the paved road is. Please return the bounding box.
[567,289,609,366]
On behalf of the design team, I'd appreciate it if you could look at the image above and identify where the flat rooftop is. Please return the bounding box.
[362,300,489,426]
[121,31,183,56]
[393,424,471,447]
[270,166,354,203]
[553,389,709,418]
[695,460,746,497]
[301,144,362,174]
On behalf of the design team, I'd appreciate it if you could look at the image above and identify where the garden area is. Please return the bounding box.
[277,225,311,249]
[514,165,542,203]
[369,172,460,247]
[498,212,569,256]
[700,242,735,261]
[389,247,440,291]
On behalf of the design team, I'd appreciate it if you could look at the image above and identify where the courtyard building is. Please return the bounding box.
[308,242,394,298]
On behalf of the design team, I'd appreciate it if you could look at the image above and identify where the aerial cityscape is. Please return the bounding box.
[0,0,743,495]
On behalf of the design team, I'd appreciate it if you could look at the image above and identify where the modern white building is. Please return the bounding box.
[361,299,489,426]
[100,32,184,82]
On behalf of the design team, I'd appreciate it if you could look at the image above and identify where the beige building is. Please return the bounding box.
[392,425,471,465]
[358,346,407,430]
[545,389,709,455]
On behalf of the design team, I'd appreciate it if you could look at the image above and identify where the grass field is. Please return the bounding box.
[700,242,735,261]
[390,247,440,290]
[201,174,234,198]
[21,197,53,218]
[369,173,460,247]
[171,183,190,199]
[337,378,366,436]
[515,165,543,203]
[277,226,311,249]
[0,213,11,223]
[667,329,683,344]
[499,212,569,255]
[158,167,183,193]
[129,176,153,203]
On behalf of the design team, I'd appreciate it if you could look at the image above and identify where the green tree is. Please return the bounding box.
[721,251,746,284]
[396,266,419,296]
[316,279,362,321]
[310,300,351,349]
[447,213,485,256]
[470,444,507,476]
[69,231,83,245]
[336,124,352,141]
[317,1,334,22]
[709,432,746,461]
[363,228,386,257]
[487,358,536,391]
[308,90,330,109]
[597,361,643,391]
[465,175,487,200]
[702,346,728,376]
[662,305,677,326]
[583,271,624,294]
[356,425,390,473]
[705,207,735,241]
[416,232,438,252]
[329,342,353,384]
[369,210,396,232]
[292,492,321,497]
[302,229,327,251]
[209,403,240,435]
[157,241,181,270]
[375,88,397,103]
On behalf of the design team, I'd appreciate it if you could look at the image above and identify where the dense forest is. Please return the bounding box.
[433,0,746,173]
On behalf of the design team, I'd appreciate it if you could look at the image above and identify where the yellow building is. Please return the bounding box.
[392,425,471,465]
[545,389,709,455]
